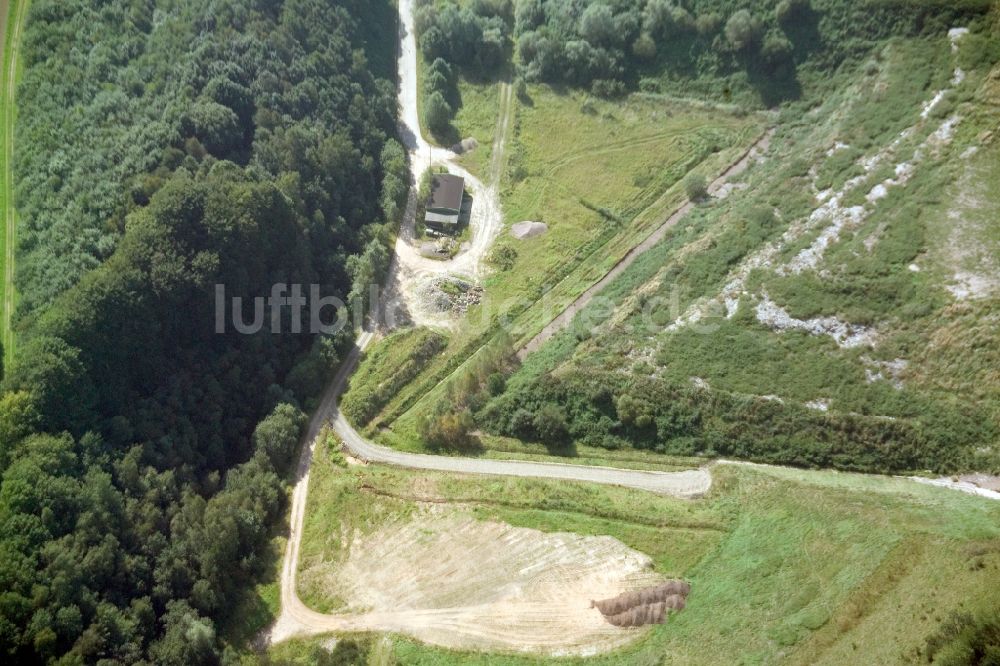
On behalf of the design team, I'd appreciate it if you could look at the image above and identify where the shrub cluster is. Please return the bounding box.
[478,368,992,473]
[416,0,512,135]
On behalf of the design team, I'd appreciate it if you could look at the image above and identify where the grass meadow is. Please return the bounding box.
[249,443,1000,665]
[460,34,1000,475]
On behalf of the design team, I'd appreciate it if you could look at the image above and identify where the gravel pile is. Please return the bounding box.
[511,221,548,239]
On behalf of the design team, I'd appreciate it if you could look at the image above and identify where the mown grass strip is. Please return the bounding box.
[0,0,26,370]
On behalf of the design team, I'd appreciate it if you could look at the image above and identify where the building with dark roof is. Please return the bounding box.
[425,173,464,226]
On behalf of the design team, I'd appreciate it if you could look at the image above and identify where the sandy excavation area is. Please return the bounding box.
[303,510,667,655]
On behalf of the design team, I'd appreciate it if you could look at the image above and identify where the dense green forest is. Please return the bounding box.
[2,0,998,661]
[14,0,404,322]
[0,0,404,662]
[415,0,993,109]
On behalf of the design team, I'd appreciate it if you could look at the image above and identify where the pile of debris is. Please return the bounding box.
[418,277,484,316]
[451,137,479,154]
[452,284,483,314]
[419,237,457,258]
[591,579,690,628]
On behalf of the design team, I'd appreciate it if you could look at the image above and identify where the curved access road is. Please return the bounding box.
[322,337,708,498]
[337,409,710,496]
[270,329,711,644]
[307,330,711,499]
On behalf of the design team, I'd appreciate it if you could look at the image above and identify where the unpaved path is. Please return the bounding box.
[270,329,709,649]
[908,475,1000,500]
[518,129,773,358]
[384,0,512,327]
[326,331,708,495]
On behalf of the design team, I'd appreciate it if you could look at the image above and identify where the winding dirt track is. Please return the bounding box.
[382,0,512,327]
[268,331,712,643]
[271,328,711,645]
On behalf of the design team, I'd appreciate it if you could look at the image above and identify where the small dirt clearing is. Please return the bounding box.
[300,510,664,655]
[383,0,513,329]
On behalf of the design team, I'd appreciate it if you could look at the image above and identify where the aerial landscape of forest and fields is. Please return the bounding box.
[0,0,999,664]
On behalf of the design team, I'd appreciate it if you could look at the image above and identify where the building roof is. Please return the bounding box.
[428,174,464,213]
[425,211,460,225]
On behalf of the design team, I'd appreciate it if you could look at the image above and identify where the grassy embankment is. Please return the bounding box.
[0,0,26,371]
[246,442,1000,664]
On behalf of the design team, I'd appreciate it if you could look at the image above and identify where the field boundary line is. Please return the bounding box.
[356,483,727,531]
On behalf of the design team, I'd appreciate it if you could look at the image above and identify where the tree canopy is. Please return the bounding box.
[423,0,994,106]
[0,0,405,662]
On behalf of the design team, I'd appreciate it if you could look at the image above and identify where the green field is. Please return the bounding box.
[450,78,503,178]
[252,444,1000,665]
[0,0,25,371]
[486,84,760,336]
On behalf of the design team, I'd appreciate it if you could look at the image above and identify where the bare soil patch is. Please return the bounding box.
[305,510,665,655]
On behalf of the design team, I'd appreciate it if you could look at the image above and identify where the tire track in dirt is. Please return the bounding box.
[522,132,688,215]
